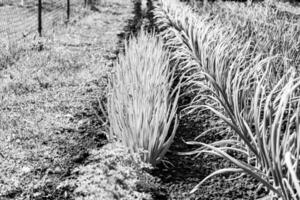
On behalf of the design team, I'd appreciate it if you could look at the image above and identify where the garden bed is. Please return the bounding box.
[1,0,300,199]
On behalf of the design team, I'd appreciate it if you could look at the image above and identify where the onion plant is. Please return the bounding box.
[108,30,180,166]
[187,61,300,200]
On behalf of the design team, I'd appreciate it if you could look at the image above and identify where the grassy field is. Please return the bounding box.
[0,0,85,46]
[0,0,150,199]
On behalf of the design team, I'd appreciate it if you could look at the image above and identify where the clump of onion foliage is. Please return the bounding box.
[108,30,180,166]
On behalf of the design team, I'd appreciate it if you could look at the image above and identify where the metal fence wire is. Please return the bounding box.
[0,0,95,46]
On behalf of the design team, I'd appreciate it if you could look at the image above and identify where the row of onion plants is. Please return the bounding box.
[153,0,300,199]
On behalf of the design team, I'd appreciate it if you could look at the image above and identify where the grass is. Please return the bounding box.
[108,30,180,167]
[0,0,136,199]
[0,28,106,199]
[0,0,88,46]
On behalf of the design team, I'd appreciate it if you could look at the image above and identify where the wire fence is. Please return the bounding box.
[0,0,96,47]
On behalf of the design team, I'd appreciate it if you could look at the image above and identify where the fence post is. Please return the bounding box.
[38,0,42,36]
[67,0,70,22]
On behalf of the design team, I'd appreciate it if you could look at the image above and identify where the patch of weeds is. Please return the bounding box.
[0,40,27,70]
[61,143,155,200]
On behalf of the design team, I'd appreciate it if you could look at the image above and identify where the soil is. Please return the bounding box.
[148,114,268,200]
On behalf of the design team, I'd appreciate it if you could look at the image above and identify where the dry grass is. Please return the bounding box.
[0,0,133,198]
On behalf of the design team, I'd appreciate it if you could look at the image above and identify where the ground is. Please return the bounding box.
[0,0,148,199]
